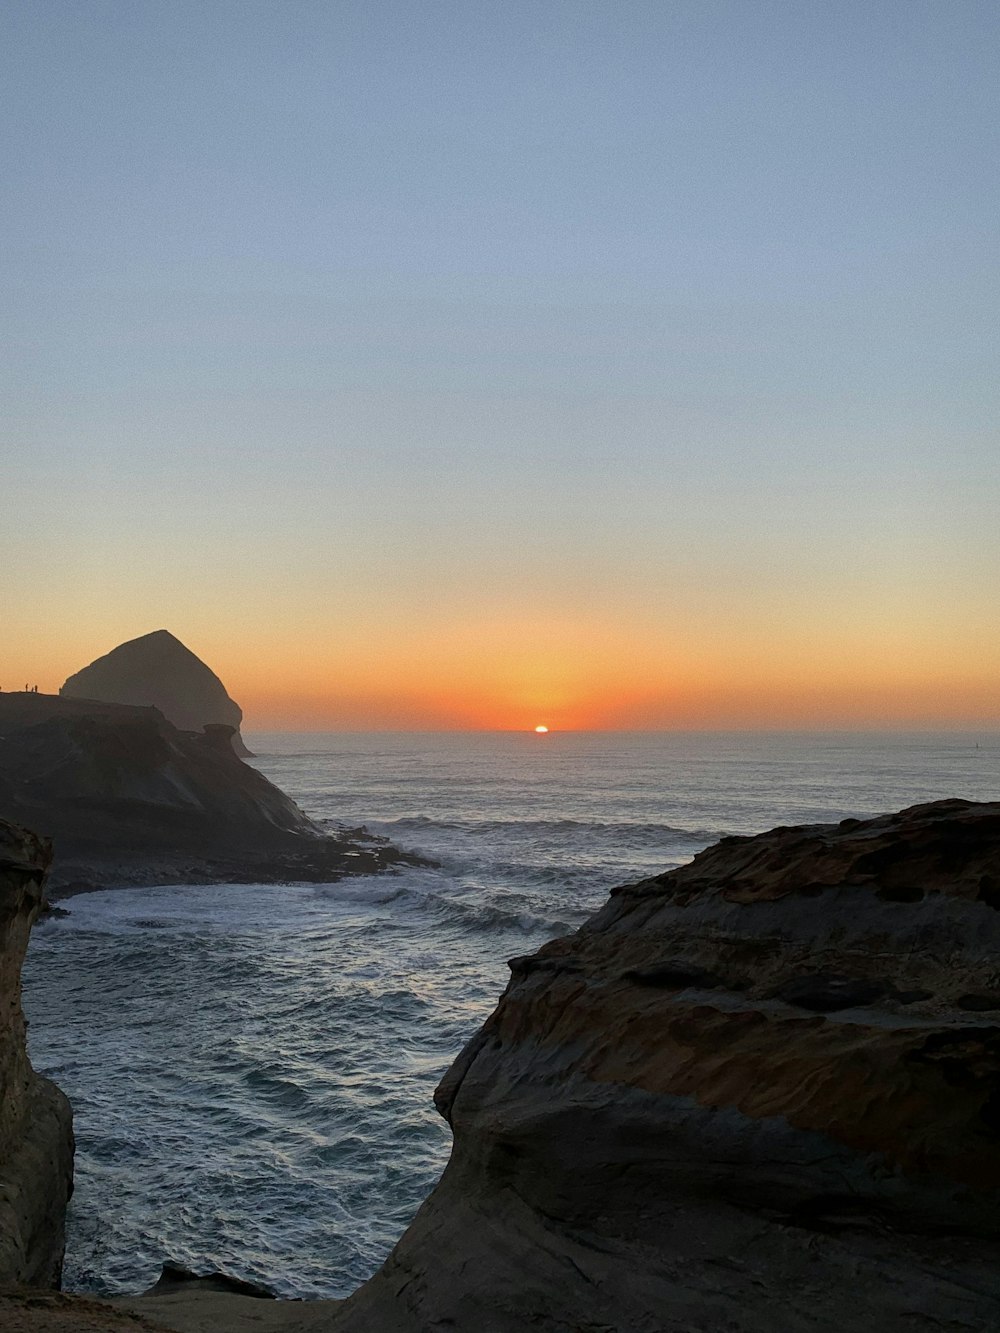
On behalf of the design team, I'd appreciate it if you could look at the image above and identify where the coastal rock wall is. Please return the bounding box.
[331,799,1000,1332]
[0,694,417,893]
[0,820,73,1287]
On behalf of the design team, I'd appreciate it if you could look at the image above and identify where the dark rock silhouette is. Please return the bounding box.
[0,820,73,1287]
[0,693,424,895]
[60,629,254,757]
[329,799,1000,1332]
[145,1262,277,1299]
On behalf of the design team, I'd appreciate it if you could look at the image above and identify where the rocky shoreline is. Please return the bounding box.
[44,826,424,901]
[324,797,1000,1332]
[0,693,428,897]
[3,798,1000,1330]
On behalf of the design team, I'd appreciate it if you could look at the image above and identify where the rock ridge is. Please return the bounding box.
[329,798,1000,1332]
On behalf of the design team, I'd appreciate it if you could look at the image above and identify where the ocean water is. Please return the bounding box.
[22,730,1000,1298]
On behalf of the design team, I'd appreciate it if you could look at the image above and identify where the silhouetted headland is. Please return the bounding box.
[60,628,255,757]
[0,692,425,896]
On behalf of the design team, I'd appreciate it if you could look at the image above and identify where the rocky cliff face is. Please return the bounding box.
[60,630,253,757]
[0,820,73,1287]
[0,694,419,894]
[331,799,1000,1332]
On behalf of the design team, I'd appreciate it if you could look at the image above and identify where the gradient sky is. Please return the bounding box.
[4,1,998,729]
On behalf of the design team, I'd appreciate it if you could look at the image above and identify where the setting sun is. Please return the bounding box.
[534,725,549,734]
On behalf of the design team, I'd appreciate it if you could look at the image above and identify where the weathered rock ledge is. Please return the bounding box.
[0,694,424,895]
[329,798,1000,1332]
[0,821,73,1287]
[5,799,999,1332]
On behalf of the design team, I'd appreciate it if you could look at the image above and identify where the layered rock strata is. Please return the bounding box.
[60,629,253,757]
[0,821,73,1287]
[0,694,420,894]
[331,798,1000,1332]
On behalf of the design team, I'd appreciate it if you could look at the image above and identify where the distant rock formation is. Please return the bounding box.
[0,820,73,1287]
[0,694,422,895]
[60,629,253,757]
[332,799,1000,1331]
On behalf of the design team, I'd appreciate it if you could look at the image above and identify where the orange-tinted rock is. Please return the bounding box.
[331,799,1000,1332]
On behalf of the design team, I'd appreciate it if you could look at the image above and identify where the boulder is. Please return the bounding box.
[331,798,1000,1332]
[144,1261,277,1299]
[0,820,73,1287]
[60,630,253,757]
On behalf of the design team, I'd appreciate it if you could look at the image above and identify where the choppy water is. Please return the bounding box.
[22,730,1000,1297]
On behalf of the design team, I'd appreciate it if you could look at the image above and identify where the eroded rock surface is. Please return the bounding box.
[329,798,1000,1332]
[0,821,73,1286]
[0,694,421,894]
[61,630,253,757]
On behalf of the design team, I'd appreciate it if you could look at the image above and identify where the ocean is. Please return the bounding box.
[21,730,1000,1298]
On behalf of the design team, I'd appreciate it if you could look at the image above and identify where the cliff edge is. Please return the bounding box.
[0,820,74,1287]
[328,798,1000,1332]
[60,630,253,757]
[6,800,997,1330]
[0,694,420,894]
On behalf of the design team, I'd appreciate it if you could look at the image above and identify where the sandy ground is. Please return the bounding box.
[0,1287,158,1333]
[0,1287,341,1333]
[113,1291,340,1333]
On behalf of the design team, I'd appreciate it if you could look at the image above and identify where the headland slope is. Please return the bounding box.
[0,693,420,895]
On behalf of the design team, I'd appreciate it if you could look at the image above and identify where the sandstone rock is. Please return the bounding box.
[330,798,1000,1332]
[60,630,253,757]
[0,821,73,1287]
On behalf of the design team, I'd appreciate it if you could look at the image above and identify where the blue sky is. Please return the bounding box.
[4,1,998,726]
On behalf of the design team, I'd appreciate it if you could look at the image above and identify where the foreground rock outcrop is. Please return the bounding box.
[0,821,73,1287]
[5,800,997,1331]
[330,798,1000,1332]
[61,630,253,757]
[0,694,420,894]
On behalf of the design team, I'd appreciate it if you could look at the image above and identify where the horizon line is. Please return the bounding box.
[241,724,1000,736]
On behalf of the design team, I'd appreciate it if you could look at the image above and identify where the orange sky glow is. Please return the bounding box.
[6,601,999,733]
[4,7,997,734]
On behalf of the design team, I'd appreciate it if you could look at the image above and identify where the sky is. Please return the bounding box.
[3,0,998,730]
